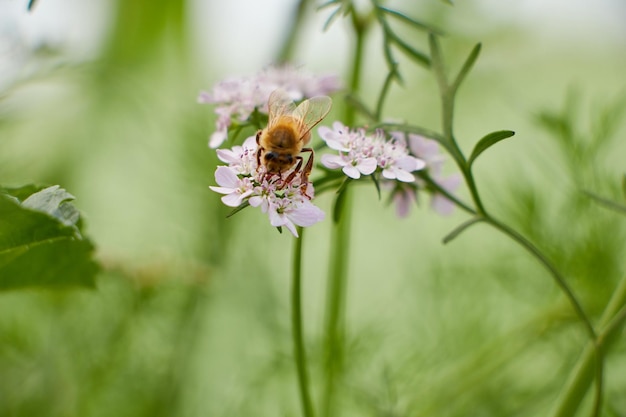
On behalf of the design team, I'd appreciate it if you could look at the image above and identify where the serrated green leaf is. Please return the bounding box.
[22,185,80,229]
[0,184,48,200]
[0,192,99,290]
[468,130,515,167]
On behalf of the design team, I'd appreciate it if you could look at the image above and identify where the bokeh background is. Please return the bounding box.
[1,0,625,416]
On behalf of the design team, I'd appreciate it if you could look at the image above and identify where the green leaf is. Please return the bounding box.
[371,174,381,200]
[391,35,431,67]
[0,187,99,290]
[451,43,481,93]
[443,217,483,244]
[22,185,80,229]
[583,190,626,215]
[468,130,515,167]
[428,33,447,92]
[226,200,251,218]
[378,6,444,35]
[622,174,626,200]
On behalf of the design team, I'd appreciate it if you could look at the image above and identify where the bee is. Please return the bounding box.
[256,89,332,193]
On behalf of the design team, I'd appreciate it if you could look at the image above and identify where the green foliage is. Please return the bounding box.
[1,0,625,416]
[0,185,99,290]
[468,130,515,168]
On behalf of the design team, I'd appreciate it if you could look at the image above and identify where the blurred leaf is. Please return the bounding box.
[226,200,251,218]
[27,0,37,11]
[443,217,483,244]
[378,6,444,35]
[391,35,431,67]
[22,185,80,229]
[622,174,626,200]
[583,190,626,215]
[371,174,381,200]
[451,43,482,93]
[0,186,99,290]
[468,130,515,167]
[0,184,47,201]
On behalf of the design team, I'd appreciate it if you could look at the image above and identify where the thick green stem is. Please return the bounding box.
[275,0,311,62]
[292,227,315,417]
[321,188,353,417]
[321,11,366,417]
[549,274,626,417]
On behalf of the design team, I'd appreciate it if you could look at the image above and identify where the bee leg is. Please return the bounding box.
[281,156,304,189]
[299,148,314,199]
[255,141,268,182]
[300,148,314,183]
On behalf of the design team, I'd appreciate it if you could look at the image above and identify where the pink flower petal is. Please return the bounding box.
[343,165,361,179]
[321,154,347,169]
[222,193,243,207]
[357,158,377,175]
[213,166,239,188]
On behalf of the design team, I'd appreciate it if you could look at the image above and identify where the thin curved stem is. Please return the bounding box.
[292,227,315,417]
[485,216,597,341]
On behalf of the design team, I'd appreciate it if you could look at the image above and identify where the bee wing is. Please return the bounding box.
[293,96,333,142]
[267,89,297,129]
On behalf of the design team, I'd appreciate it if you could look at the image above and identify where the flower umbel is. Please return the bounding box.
[209,137,325,237]
[319,123,462,218]
[319,122,426,181]
[199,64,341,148]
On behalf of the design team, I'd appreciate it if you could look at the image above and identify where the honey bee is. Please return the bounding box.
[256,89,332,192]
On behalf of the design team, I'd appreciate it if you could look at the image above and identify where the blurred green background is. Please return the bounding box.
[1,0,625,416]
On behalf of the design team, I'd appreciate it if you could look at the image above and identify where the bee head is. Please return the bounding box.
[264,151,294,173]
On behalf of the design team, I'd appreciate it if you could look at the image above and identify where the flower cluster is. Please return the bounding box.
[318,122,461,217]
[198,64,341,148]
[318,121,426,181]
[390,132,462,217]
[209,137,325,237]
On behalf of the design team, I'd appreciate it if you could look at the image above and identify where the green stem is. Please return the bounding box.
[549,274,626,417]
[321,188,353,417]
[485,217,597,341]
[321,10,367,417]
[275,0,312,62]
[292,227,315,417]
[428,32,610,416]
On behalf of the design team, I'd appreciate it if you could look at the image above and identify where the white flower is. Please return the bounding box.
[267,196,325,238]
[209,140,326,237]
[199,65,341,148]
[209,166,254,207]
[319,123,425,182]
[215,135,258,176]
